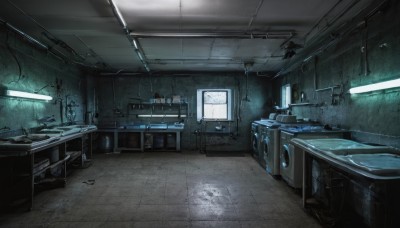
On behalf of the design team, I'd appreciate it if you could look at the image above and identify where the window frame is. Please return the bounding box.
[281,84,291,108]
[197,89,233,121]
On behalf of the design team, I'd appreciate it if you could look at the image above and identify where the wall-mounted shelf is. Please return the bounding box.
[315,85,341,92]
[127,102,189,118]
[289,103,319,107]
[33,155,70,177]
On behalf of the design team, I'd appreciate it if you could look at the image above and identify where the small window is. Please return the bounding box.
[281,84,291,108]
[197,89,233,121]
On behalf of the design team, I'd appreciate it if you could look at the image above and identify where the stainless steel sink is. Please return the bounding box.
[328,153,397,177]
[40,127,81,136]
[293,138,400,178]
[67,125,97,131]
[0,134,60,151]
[304,138,376,151]
[148,123,168,130]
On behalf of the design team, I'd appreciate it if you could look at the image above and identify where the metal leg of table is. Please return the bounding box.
[81,137,84,167]
[88,132,93,159]
[29,154,34,211]
[176,132,181,151]
[302,151,311,208]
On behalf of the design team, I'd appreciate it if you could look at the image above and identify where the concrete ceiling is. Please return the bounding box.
[0,0,375,74]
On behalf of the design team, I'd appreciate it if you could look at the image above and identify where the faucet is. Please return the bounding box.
[22,127,29,136]
[38,115,56,127]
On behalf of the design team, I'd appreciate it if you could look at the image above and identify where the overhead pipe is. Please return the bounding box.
[4,22,47,49]
[108,0,151,73]
[305,0,361,44]
[274,0,388,79]
[247,0,265,31]
[130,31,295,39]
[5,0,91,64]
[1,19,72,65]
[274,0,363,78]
[99,72,144,76]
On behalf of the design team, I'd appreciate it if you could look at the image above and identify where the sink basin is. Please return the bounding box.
[327,147,397,155]
[40,127,81,136]
[67,125,97,131]
[304,138,377,151]
[57,127,74,131]
[8,134,51,143]
[292,138,400,178]
[0,134,60,151]
[148,123,167,130]
[337,152,400,176]
[167,123,185,130]
[40,128,64,136]
[120,124,146,130]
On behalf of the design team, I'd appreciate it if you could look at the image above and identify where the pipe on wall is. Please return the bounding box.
[274,0,389,79]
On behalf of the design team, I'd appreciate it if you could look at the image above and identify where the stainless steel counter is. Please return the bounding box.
[0,127,96,211]
[291,138,400,181]
[0,128,97,156]
[291,138,400,227]
[98,123,184,152]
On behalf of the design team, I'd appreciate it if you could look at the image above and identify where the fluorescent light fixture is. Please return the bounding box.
[349,78,400,94]
[109,0,150,73]
[6,90,53,101]
[132,39,138,49]
[109,0,127,28]
[137,114,187,118]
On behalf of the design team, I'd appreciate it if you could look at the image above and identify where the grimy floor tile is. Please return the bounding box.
[0,152,321,227]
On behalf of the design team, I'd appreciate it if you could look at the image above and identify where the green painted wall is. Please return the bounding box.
[0,25,87,133]
[276,0,400,148]
[96,74,273,151]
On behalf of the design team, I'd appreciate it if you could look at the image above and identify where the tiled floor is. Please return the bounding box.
[0,152,321,228]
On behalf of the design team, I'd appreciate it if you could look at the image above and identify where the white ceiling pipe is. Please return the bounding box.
[130,31,295,39]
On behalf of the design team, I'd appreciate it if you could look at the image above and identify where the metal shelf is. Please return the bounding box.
[289,103,318,107]
[33,155,70,177]
[128,102,189,118]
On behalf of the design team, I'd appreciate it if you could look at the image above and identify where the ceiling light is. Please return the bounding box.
[132,39,138,49]
[6,90,53,101]
[108,0,150,73]
[109,0,127,28]
[349,78,400,94]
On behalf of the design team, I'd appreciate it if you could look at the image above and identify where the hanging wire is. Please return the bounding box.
[34,84,51,93]
[5,31,23,84]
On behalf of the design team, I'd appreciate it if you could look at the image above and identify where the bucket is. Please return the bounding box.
[99,133,114,153]
[47,146,59,163]
[144,133,153,149]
